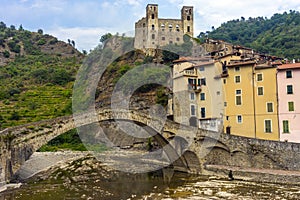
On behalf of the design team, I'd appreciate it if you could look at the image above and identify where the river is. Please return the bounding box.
[1,151,300,200]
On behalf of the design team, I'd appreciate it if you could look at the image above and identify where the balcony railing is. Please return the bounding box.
[188,84,202,93]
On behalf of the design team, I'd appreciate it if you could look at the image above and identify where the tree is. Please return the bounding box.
[0,21,6,30]
[71,40,75,47]
[100,33,112,43]
[82,50,87,55]
[18,24,24,31]
[37,29,43,35]
[3,50,10,58]
[68,39,71,44]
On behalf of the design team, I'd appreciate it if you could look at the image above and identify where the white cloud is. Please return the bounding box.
[46,27,109,51]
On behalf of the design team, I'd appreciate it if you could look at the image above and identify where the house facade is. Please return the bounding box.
[277,63,300,142]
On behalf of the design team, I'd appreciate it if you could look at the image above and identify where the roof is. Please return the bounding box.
[227,61,256,67]
[173,56,211,63]
[278,63,300,70]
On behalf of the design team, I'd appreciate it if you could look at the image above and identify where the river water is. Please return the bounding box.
[1,153,300,200]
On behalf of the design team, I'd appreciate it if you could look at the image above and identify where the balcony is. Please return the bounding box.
[188,84,202,93]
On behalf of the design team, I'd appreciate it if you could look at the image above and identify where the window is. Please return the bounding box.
[235,76,241,83]
[224,102,227,107]
[217,91,221,95]
[143,23,146,27]
[283,120,289,133]
[176,37,180,41]
[187,16,191,21]
[198,78,206,86]
[190,92,195,100]
[235,67,240,71]
[236,89,241,95]
[176,25,180,32]
[257,73,263,81]
[237,115,242,123]
[152,34,155,40]
[187,26,190,32]
[152,24,155,30]
[226,116,229,120]
[169,41,173,44]
[200,93,205,101]
[258,87,264,95]
[288,102,294,111]
[199,67,205,71]
[223,79,226,84]
[162,37,165,41]
[152,14,155,19]
[265,120,272,133]
[236,96,242,105]
[287,85,293,94]
[201,107,206,118]
[286,70,292,78]
[267,102,273,112]
[191,105,196,116]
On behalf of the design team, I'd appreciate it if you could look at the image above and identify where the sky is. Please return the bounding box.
[1,0,300,52]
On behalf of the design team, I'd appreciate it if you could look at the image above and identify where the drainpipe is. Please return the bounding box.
[275,69,280,141]
[252,64,257,139]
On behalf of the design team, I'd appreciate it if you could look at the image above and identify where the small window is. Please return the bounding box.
[152,34,155,40]
[283,120,289,133]
[288,102,294,111]
[258,87,264,95]
[187,26,190,32]
[176,37,180,42]
[224,102,227,107]
[237,115,242,124]
[235,67,240,71]
[191,105,196,116]
[236,89,241,95]
[235,76,241,83]
[223,79,226,84]
[176,24,180,32]
[152,24,155,30]
[267,102,273,112]
[143,23,146,27]
[200,93,205,101]
[287,85,293,94]
[201,107,206,118]
[286,70,292,78]
[257,73,263,81]
[162,37,165,41]
[187,16,191,21]
[152,14,155,19]
[169,41,173,44]
[265,120,272,133]
[190,92,195,100]
[226,116,229,120]
[236,96,242,105]
[198,78,206,86]
[217,91,221,95]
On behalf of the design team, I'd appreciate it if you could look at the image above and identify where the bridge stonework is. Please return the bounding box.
[0,109,300,185]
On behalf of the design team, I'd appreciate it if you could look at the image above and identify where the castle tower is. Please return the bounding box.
[146,4,159,49]
[181,6,194,37]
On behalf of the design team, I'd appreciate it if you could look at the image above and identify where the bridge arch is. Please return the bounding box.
[0,109,199,183]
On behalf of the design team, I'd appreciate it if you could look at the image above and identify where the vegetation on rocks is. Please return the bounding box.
[199,10,300,60]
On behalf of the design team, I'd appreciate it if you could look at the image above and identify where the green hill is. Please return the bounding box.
[198,10,300,60]
[0,22,84,128]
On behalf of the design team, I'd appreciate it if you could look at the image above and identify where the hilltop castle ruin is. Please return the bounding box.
[134,4,194,50]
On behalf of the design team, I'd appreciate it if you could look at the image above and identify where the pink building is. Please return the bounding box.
[277,63,300,142]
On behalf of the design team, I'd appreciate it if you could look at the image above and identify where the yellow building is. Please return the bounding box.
[222,60,279,140]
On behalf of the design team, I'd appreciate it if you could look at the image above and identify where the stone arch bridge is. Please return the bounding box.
[1,109,300,185]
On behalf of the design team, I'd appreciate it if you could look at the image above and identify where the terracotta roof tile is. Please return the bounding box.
[278,63,300,70]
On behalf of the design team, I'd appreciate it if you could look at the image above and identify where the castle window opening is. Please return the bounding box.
[176,37,180,42]
[143,23,146,27]
[152,34,155,39]
[176,24,180,31]
[187,26,190,32]
[152,24,155,30]
[162,37,165,41]
[152,14,155,19]
[169,41,173,44]
[187,16,191,21]
[169,24,173,31]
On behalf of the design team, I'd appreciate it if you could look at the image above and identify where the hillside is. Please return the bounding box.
[0,22,84,129]
[199,10,300,60]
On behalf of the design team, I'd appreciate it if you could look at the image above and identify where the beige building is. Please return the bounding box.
[170,57,224,132]
[134,4,194,50]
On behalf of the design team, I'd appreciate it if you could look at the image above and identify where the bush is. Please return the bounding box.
[37,38,46,45]
[8,111,20,120]
[3,50,10,58]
